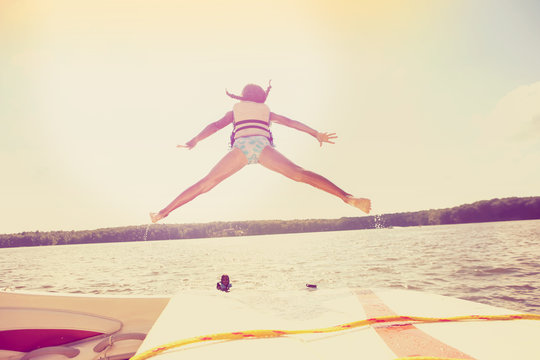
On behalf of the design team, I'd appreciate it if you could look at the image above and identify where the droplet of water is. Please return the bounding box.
[374,214,386,229]
[143,224,151,241]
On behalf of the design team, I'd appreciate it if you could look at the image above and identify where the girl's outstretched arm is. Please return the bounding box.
[177,111,234,149]
[270,112,337,147]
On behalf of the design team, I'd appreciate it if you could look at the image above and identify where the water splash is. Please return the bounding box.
[143,224,151,241]
[374,214,387,229]
[374,214,382,229]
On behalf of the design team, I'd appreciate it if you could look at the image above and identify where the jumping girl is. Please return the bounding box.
[150,82,371,223]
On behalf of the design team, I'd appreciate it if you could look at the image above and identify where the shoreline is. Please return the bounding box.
[1,197,539,249]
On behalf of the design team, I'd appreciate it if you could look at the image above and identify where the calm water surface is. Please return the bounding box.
[1,220,539,313]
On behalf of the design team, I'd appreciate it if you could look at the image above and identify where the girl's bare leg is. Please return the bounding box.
[258,146,371,214]
[150,148,248,223]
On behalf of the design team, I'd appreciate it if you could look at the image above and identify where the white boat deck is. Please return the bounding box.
[135,287,540,359]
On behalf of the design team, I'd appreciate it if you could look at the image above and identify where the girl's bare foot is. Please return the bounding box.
[149,212,167,223]
[345,196,371,214]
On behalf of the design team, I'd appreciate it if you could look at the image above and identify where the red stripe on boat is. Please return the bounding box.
[354,289,475,359]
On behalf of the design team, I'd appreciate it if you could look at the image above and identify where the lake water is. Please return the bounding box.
[1,220,539,313]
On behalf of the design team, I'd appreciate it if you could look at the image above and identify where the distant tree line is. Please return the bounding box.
[1,197,538,248]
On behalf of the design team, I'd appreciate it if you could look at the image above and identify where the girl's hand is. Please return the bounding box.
[177,140,197,150]
[316,132,338,147]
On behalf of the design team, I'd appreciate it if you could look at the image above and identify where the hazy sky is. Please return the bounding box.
[1,0,539,234]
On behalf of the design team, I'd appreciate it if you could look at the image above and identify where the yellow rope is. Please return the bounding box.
[130,313,540,360]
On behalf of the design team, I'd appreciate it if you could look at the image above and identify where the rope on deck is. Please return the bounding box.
[130,313,540,360]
